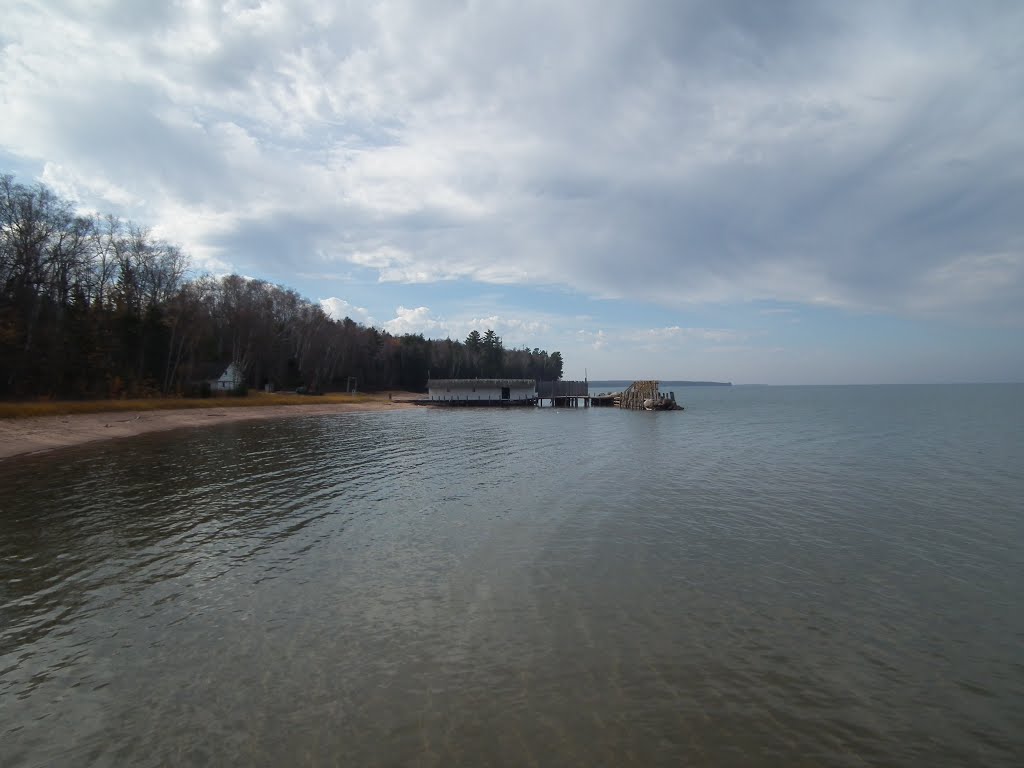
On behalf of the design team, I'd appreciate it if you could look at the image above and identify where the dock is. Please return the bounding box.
[536,380,589,407]
[416,378,682,411]
[539,380,683,410]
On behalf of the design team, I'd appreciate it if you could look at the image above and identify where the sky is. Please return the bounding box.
[2,0,1023,384]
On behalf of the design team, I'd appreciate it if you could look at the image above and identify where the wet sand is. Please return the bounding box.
[0,397,419,461]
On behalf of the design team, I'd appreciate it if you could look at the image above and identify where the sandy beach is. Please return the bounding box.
[0,397,419,461]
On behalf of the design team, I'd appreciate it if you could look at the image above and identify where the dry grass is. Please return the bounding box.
[0,391,382,419]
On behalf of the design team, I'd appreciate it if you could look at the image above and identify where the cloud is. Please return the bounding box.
[577,329,608,351]
[2,0,1023,331]
[39,161,143,209]
[466,315,549,340]
[319,297,374,325]
[913,251,1024,323]
[379,305,552,344]
[382,306,447,336]
[638,327,750,344]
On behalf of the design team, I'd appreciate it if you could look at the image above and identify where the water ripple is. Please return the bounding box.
[2,389,1023,766]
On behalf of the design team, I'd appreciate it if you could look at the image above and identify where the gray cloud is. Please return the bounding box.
[3,0,1023,325]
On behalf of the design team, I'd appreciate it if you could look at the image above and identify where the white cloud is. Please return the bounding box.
[344,246,411,270]
[319,297,374,325]
[576,329,608,351]
[466,315,549,340]
[40,161,143,208]
[383,306,448,336]
[378,306,553,344]
[638,327,750,344]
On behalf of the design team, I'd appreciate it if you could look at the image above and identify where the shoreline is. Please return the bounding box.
[0,397,418,461]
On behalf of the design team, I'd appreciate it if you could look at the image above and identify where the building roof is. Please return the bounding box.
[428,378,536,388]
[215,363,243,383]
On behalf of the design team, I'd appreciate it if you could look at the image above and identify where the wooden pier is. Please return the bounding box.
[536,380,590,407]
[537,380,683,410]
[415,378,681,411]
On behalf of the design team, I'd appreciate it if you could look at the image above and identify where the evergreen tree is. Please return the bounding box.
[0,172,568,399]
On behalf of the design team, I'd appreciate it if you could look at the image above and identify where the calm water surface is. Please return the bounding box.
[1,384,1023,766]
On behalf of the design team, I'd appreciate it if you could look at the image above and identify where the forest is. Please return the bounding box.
[0,173,563,399]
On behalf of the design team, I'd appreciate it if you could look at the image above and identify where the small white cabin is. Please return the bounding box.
[427,378,536,404]
[213,363,244,391]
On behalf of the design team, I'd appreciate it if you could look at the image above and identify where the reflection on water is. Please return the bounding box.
[2,385,1023,766]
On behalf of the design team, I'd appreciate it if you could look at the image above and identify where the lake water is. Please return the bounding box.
[1,384,1022,766]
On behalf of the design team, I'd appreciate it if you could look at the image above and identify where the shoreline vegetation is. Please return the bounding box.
[0,391,418,461]
[1,172,563,402]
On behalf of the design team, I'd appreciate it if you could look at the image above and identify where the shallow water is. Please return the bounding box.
[2,384,1023,766]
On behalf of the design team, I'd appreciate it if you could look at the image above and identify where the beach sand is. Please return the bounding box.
[0,396,420,461]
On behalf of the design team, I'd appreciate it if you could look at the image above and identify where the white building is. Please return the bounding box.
[213,363,244,391]
[427,378,537,405]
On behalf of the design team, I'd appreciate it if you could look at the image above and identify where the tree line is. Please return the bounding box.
[0,173,563,399]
